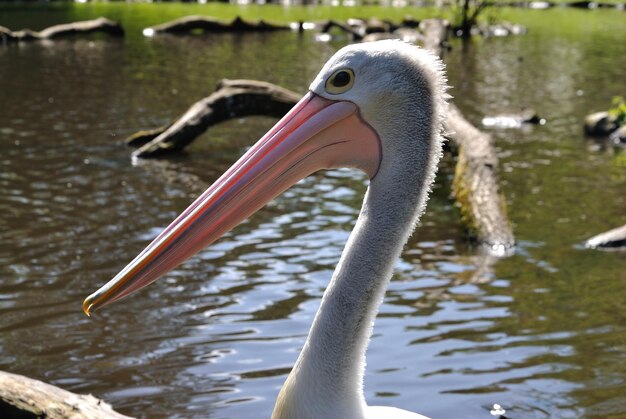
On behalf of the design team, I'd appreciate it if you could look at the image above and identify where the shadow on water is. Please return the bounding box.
[0,5,625,419]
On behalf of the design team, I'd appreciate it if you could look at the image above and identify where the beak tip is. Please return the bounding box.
[82,297,94,317]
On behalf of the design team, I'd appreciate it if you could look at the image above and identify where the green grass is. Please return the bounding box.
[1,1,623,38]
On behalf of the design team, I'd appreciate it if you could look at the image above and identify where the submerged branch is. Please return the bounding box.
[424,18,515,255]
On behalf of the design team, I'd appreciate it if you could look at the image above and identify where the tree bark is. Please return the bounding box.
[0,370,133,419]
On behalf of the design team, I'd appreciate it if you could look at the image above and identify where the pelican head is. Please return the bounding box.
[310,40,446,155]
[84,40,447,419]
[308,40,447,232]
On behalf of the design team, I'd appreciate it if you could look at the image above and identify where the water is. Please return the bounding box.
[1,5,625,419]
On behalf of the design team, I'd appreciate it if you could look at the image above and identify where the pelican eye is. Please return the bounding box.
[325,68,355,94]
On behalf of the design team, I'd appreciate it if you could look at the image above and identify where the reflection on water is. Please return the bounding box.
[1,7,625,419]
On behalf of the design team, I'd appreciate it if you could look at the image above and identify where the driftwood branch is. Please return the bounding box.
[131,79,300,158]
[0,17,124,43]
[143,15,290,36]
[0,370,132,419]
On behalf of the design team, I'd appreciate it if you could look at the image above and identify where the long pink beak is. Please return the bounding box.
[83,93,381,315]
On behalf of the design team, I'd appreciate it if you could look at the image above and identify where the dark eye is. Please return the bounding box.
[325,68,355,94]
[332,71,351,87]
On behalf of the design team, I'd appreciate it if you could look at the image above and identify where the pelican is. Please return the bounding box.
[84,40,447,419]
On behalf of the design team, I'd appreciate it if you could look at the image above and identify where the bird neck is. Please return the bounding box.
[272,121,440,419]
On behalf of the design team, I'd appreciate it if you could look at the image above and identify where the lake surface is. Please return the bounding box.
[1,5,625,419]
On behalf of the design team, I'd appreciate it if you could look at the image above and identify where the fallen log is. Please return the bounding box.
[447,105,515,254]
[131,79,300,158]
[0,17,124,42]
[143,15,290,37]
[422,18,515,255]
[585,224,626,250]
[0,370,132,419]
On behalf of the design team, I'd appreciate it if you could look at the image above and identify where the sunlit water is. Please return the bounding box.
[1,6,625,419]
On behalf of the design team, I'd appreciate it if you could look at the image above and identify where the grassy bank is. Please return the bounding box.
[0,2,440,32]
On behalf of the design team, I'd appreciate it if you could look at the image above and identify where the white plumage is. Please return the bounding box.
[271,41,447,419]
